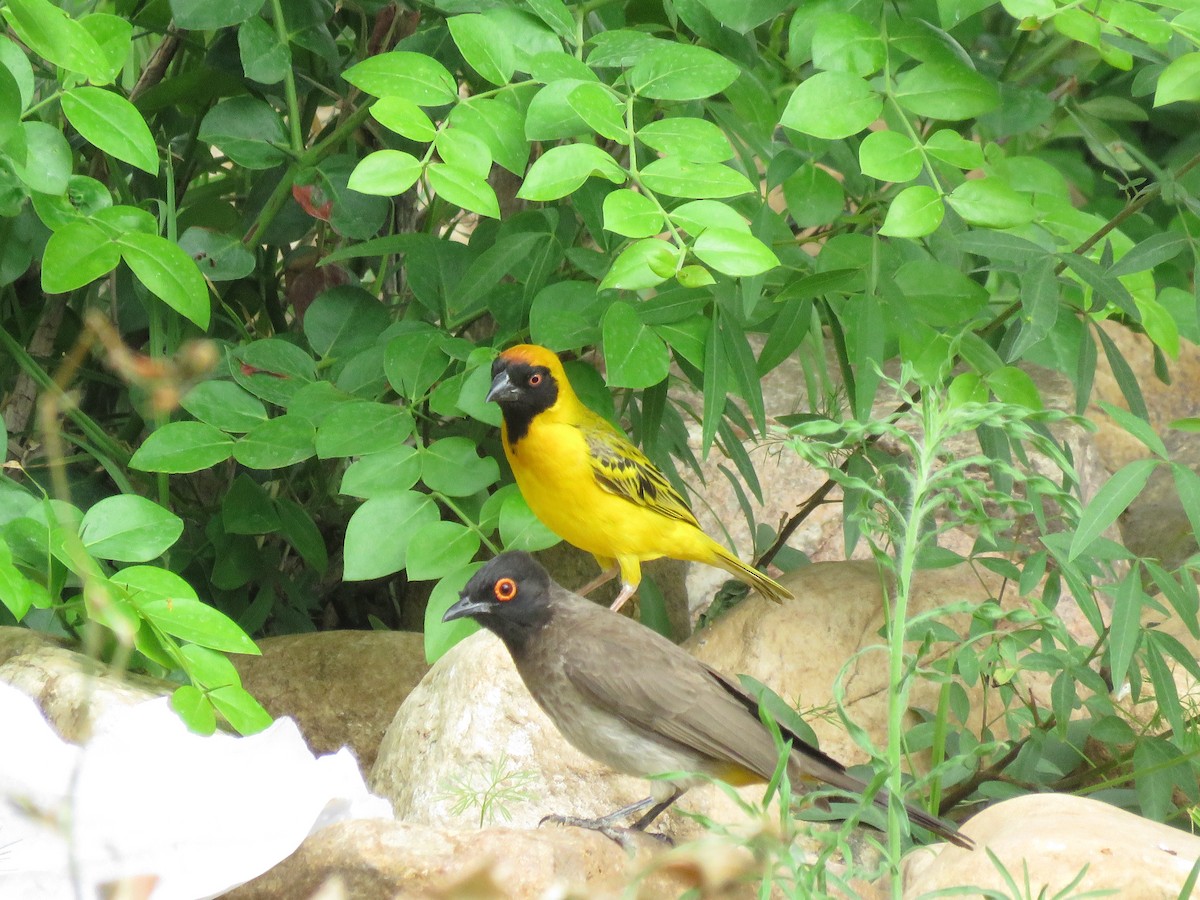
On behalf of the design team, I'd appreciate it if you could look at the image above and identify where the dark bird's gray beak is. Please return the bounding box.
[486,369,519,404]
[443,595,489,623]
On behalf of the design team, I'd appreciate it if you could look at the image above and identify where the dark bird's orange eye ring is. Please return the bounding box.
[494,577,518,602]
[528,373,542,386]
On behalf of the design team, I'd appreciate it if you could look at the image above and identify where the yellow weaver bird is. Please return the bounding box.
[486,344,794,612]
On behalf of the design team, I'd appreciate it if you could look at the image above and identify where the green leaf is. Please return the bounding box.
[169,0,261,29]
[178,228,255,282]
[315,401,413,459]
[340,446,422,499]
[448,99,530,175]
[435,129,492,180]
[198,97,287,170]
[233,415,316,470]
[0,541,51,619]
[385,329,449,399]
[692,228,779,277]
[782,164,844,227]
[422,437,500,496]
[348,149,423,196]
[61,88,158,176]
[599,239,677,291]
[602,189,665,239]
[303,285,391,361]
[130,422,234,473]
[171,685,216,734]
[638,158,755,199]
[238,15,291,84]
[449,13,516,86]
[602,302,670,388]
[637,117,731,164]
[811,13,886,77]
[671,200,751,236]
[629,43,740,101]
[4,0,108,82]
[406,521,482,581]
[1133,736,1185,821]
[946,178,1035,228]
[232,339,316,406]
[1108,233,1188,278]
[370,97,436,142]
[1098,401,1167,459]
[895,62,999,120]
[523,0,574,40]
[781,72,882,140]
[423,564,481,663]
[986,366,1042,409]
[924,129,985,169]
[1068,458,1158,561]
[276,496,327,574]
[118,233,210,329]
[343,51,458,105]
[208,684,273,735]
[114,564,258,653]
[222,474,280,535]
[859,130,922,182]
[567,82,627,143]
[343,491,438,580]
[694,0,791,33]
[517,144,626,201]
[426,163,501,218]
[81,495,183,562]
[41,220,119,293]
[879,185,944,238]
[1154,52,1200,106]
[498,488,561,550]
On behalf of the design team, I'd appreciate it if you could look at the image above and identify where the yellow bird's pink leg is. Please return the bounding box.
[609,582,637,612]
[578,565,618,596]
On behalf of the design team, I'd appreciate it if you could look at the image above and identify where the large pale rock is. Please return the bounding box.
[903,793,1200,898]
[686,560,1011,766]
[232,630,429,771]
[0,627,171,742]
[223,817,696,899]
[371,630,652,830]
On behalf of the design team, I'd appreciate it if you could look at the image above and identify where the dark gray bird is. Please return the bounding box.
[442,551,974,849]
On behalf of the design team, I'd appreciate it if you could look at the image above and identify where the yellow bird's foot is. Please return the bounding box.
[609,582,636,612]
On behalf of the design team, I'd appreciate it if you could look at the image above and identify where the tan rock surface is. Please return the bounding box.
[903,793,1200,898]
[233,630,429,771]
[686,560,1012,767]
[222,817,694,900]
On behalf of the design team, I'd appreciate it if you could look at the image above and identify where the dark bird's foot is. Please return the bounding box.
[538,813,674,850]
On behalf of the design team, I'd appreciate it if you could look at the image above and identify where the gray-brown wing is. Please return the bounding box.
[557,603,782,780]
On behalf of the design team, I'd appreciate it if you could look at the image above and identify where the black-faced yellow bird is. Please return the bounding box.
[486,344,793,612]
[443,552,974,849]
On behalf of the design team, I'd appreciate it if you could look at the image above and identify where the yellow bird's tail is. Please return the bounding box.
[709,542,794,603]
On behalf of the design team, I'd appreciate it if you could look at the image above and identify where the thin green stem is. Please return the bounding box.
[269,0,305,155]
[244,100,375,244]
[435,493,501,555]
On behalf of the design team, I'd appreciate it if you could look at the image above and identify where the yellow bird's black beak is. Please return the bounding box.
[486,369,519,404]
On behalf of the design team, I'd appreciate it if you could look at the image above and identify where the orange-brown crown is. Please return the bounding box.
[498,344,565,375]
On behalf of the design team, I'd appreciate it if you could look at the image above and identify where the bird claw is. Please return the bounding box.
[538,813,673,850]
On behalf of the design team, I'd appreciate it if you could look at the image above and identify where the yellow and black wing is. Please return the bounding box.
[580,418,700,528]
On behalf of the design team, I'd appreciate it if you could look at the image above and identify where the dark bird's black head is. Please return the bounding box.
[443,552,554,652]
[486,345,562,445]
